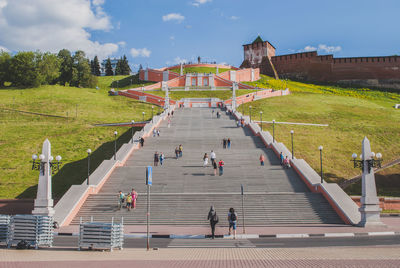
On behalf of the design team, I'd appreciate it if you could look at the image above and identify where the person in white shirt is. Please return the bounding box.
[210,150,216,165]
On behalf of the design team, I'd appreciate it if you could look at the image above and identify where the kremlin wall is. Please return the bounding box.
[241,36,400,91]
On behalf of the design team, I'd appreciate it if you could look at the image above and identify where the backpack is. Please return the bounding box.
[230,213,237,222]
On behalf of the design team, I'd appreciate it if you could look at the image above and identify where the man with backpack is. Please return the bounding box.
[228,208,238,239]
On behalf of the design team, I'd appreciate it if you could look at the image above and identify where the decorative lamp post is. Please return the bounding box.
[131,120,135,144]
[87,149,91,185]
[259,111,263,131]
[142,112,145,122]
[151,106,154,122]
[351,152,382,173]
[249,105,252,122]
[31,139,62,216]
[114,131,118,160]
[290,130,294,159]
[319,146,323,183]
[351,137,384,226]
[272,119,275,143]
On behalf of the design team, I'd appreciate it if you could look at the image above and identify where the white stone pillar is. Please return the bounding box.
[358,137,384,227]
[251,68,255,81]
[180,63,183,76]
[144,68,149,81]
[163,82,170,110]
[216,65,219,75]
[32,139,55,216]
[232,82,238,111]
[209,74,216,90]
[163,70,169,81]
[185,74,191,91]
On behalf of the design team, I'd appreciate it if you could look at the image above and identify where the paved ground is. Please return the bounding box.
[72,107,341,225]
[51,235,400,248]
[1,247,400,267]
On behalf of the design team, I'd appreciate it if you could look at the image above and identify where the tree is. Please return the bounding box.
[138,64,143,73]
[58,49,73,86]
[0,51,11,87]
[121,55,131,75]
[105,58,113,76]
[93,56,101,76]
[9,51,41,87]
[37,52,60,85]
[115,57,123,75]
[70,50,93,87]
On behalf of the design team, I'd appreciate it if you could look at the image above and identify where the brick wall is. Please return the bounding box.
[270,51,400,90]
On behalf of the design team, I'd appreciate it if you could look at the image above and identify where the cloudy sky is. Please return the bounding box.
[0,0,399,70]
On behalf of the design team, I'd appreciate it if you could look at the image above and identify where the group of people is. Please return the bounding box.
[175,144,183,159]
[207,206,238,239]
[280,152,291,168]
[152,128,161,137]
[153,151,165,166]
[118,188,138,211]
[203,150,224,176]
[236,118,245,127]
[212,109,221,119]
[222,138,231,149]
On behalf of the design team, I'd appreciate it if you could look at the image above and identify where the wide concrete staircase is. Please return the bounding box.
[72,108,343,225]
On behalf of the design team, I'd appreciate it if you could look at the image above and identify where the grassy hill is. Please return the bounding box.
[242,75,400,196]
[169,66,231,74]
[0,74,399,198]
[0,80,162,199]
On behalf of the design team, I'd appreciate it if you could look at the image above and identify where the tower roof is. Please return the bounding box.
[252,36,264,44]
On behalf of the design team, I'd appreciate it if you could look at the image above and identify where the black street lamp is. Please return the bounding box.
[249,105,252,122]
[142,112,145,122]
[259,111,263,131]
[131,120,135,143]
[114,131,118,160]
[31,154,62,175]
[351,152,382,173]
[290,130,294,159]
[87,149,91,185]
[319,146,323,183]
[272,119,275,143]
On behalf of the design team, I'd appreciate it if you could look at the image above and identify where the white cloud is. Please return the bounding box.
[303,46,317,52]
[229,16,239,20]
[0,45,9,52]
[130,48,151,58]
[118,41,126,47]
[162,13,185,23]
[318,44,342,53]
[0,0,119,59]
[191,0,212,6]
[299,44,342,54]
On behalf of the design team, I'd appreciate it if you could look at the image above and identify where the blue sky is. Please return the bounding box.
[0,0,399,70]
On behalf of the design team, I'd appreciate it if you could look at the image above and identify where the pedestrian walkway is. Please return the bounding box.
[72,108,342,225]
[168,239,255,248]
[1,247,400,267]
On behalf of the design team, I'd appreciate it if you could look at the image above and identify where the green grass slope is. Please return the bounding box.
[0,84,162,199]
[242,75,400,196]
